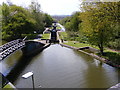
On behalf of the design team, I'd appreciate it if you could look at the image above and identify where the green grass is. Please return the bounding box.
[64,41,90,48]
[97,51,120,65]
[21,34,38,39]
[41,33,50,39]
[59,32,68,41]
[60,31,120,66]
[105,52,120,65]
[59,32,98,49]
[57,26,61,30]
[104,48,119,53]
[65,41,120,66]
[64,41,99,49]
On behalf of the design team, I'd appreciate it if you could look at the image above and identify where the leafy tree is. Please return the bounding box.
[2,3,11,40]
[60,12,82,41]
[29,1,44,33]
[80,2,119,55]
[2,1,54,41]
[69,12,81,32]
[2,4,36,40]
[0,5,2,42]
[59,16,71,26]
[43,13,53,27]
[2,3,10,25]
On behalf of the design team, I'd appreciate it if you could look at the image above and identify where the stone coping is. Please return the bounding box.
[60,43,120,68]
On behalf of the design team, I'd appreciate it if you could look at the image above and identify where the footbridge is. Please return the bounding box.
[0,39,25,61]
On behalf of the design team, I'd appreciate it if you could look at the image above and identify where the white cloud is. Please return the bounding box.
[39,0,80,15]
[0,0,81,15]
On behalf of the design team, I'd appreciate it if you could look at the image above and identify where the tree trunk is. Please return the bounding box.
[98,43,104,56]
[98,29,104,56]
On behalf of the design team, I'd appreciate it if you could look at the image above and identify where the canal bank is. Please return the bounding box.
[58,29,120,69]
[60,43,120,68]
[0,40,51,79]
[22,40,51,56]
[12,44,119,88]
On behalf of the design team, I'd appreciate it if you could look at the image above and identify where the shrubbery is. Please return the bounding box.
[2,2,53,41]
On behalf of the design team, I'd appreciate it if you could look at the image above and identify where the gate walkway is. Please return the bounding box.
[0,39,25,61]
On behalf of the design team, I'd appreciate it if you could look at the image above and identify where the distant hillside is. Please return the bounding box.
[52,15,71,21]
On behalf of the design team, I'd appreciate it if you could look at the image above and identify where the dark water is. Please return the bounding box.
[10,44,119,88]
[0,40,23,76]
[0,50,23,76]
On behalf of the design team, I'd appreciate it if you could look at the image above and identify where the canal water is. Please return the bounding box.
[0,50,23,76]
[4,44,120,88]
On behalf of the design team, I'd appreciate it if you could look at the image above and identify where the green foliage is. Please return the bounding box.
[80,2,120,54]
[29,1,53,33]
[108,39,120,50]
[97,51,120,65]
[64,12,81,32]
[21,34,38,39]
[69,12,81,32]
[0,5,2,15]
[2,3,10,25]
[41,33,50,39]
[59,2,119,65]
[29,1,45,33]
[0,5,2,41]
[59,32,68,41]
[2,1,53,41]
[60,12,82,41]
[43,13,53,27]
[2,4,36,40]
[59,16,71,26]
[64,41,92,48]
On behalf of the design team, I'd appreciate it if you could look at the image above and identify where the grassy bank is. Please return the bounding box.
[22,34,38,39]
[59,32,98,49]
[41,33,50,39]
[59,31,120,67]
[64,41,98,49]
[59,32,68,41]
[97,51,120,65]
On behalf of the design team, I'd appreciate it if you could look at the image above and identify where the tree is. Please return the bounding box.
[60,12,82,41]
[2,2,54,41]
[43,13,53,27]
[2,3,10,25]
[2,4,36,40]
[59,16,71,26]
[80,2,119,55]
[29,1,44,33]
[70,12,81,32]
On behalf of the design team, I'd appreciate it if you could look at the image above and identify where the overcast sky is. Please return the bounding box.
[0,0,81,15]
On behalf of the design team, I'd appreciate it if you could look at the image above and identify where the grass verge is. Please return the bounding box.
[41,33,50,39]
[60,32,120,67]
[59,32,68,41]
[63,41,99,49]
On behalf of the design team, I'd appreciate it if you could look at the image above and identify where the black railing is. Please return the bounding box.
[0,39,25,61]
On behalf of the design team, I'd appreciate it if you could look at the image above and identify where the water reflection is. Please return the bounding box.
[3,44,119,88]
[0,50,22,76]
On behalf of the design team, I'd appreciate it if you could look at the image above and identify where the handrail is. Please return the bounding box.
[0,39,25,61]
[23,36,27,41]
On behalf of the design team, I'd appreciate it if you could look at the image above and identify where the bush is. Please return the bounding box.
[108,39,120,50]
[21,34,38,40]
[104,52,120,65]
[97,51,120,65]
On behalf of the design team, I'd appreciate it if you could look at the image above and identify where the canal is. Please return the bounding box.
[3,44,120,88]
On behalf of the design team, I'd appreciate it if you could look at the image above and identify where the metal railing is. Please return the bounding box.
[0,39,25,61]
